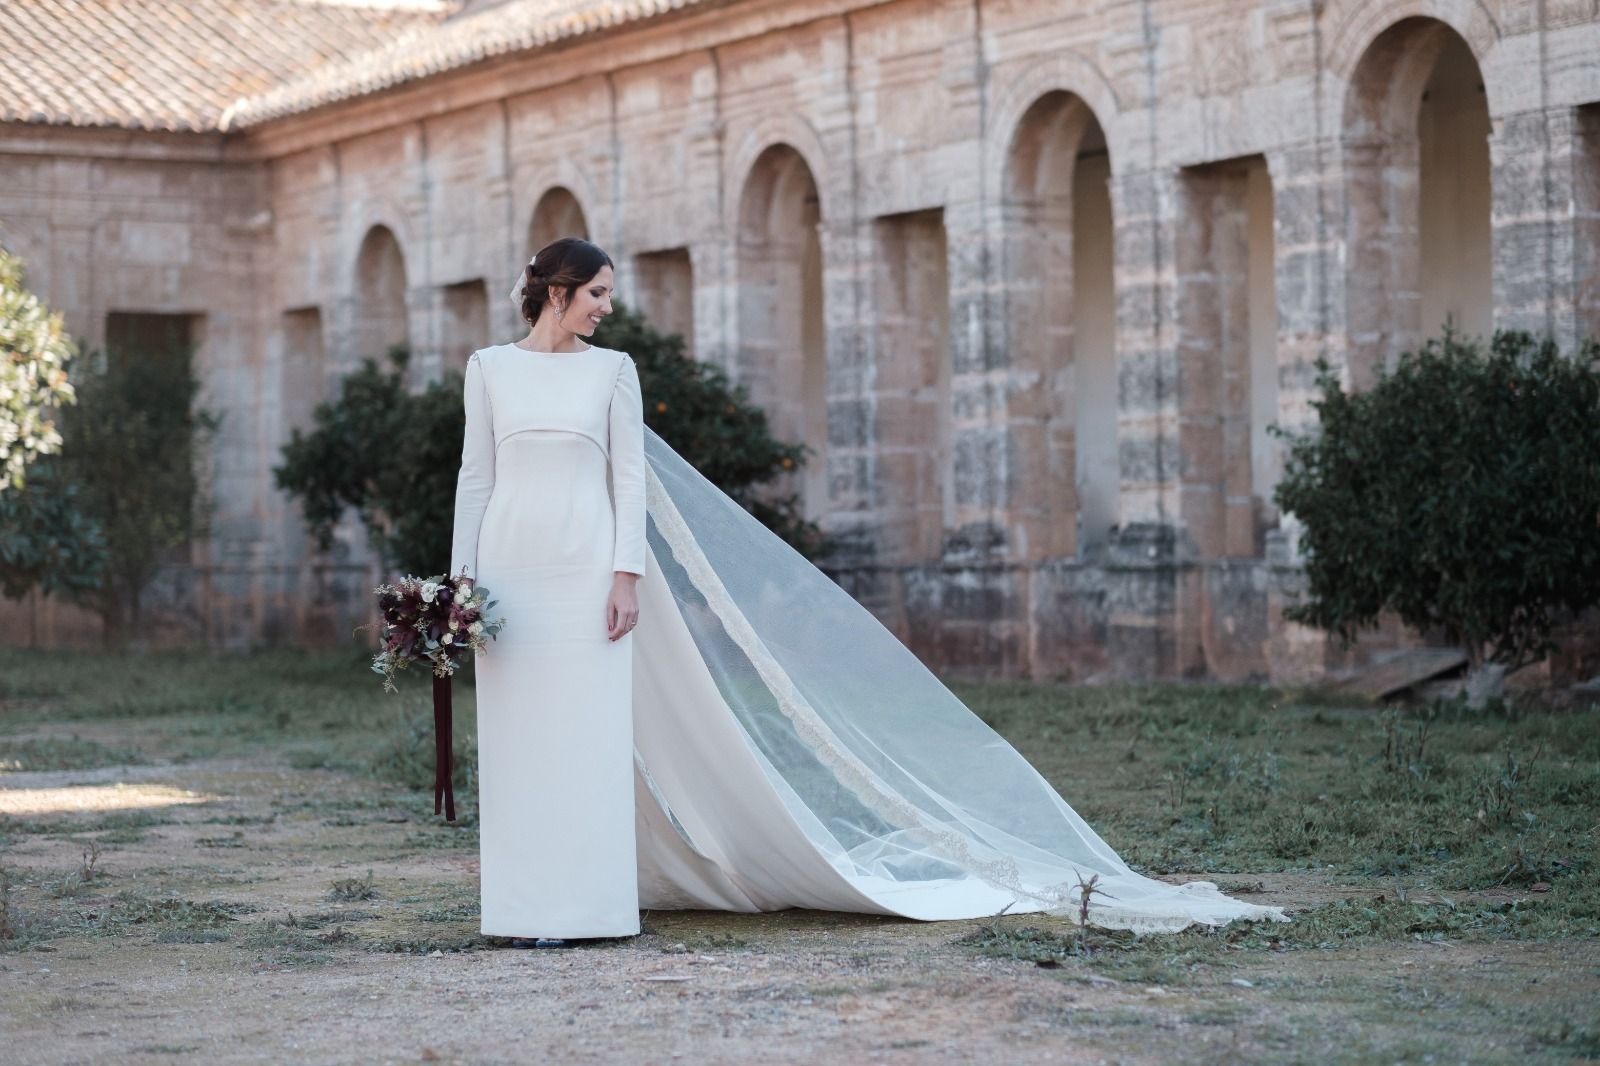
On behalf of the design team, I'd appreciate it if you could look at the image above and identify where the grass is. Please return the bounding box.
[954,679,1600,912]
[241,918,340,966]
[0,735,146,771]
[327,870,377,902]
[0,862,16,942]
[955,892,1561,986]
[0,809,175,848]
[2,648,1593,919]
[417,901,478,923]
[0,645,462,767]
[0,645,481,817]
[98,893,252,930]
[0,645,1595,1058]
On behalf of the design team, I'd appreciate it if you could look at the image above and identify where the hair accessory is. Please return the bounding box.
[507,252,538,309]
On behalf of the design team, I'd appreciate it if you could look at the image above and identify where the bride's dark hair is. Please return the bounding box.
[520,237,614,326]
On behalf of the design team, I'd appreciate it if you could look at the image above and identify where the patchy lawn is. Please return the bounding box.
[1,647,1595,1064]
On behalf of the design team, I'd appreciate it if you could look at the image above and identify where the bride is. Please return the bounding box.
[451,237,1288,948]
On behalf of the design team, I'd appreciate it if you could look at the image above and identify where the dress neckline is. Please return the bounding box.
[502,341,594,357]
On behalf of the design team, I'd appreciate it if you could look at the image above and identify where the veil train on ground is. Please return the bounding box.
[626,425,1289,934]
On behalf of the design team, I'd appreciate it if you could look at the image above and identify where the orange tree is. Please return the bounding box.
[1272,329,1600,694]
[592,301,826,559]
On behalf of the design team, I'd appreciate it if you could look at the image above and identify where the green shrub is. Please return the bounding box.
[0,458,107,609]
[274,302,829,579]
[45,343,221,647]
[1272,328,1600,676]
[273,345,458,578]
[593,301,828,558]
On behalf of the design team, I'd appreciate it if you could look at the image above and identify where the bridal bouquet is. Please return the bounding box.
[362,568,504,822]
[368,569,504,691]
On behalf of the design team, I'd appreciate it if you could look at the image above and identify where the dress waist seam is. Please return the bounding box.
[495,427,608,458]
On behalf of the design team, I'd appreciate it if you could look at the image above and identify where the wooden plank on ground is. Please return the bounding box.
[1333,647,1468,700]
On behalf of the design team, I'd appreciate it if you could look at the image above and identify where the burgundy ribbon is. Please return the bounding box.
[432,672,456,822]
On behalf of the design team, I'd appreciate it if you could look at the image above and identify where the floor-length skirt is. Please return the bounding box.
[473,430,638,938]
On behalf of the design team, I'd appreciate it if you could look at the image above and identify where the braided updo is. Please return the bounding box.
[519,237,615,327]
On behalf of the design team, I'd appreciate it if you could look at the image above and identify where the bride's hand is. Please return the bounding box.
[606,573,640,641]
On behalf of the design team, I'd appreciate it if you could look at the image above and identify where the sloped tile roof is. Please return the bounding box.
[0,1,452,132]
[223,0,708,129]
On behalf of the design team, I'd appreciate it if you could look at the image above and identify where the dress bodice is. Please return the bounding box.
[474,344,629,458]
[449,342,647,581]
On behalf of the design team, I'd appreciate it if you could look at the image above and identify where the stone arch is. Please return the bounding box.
[345,195,416,273]
[351,223,409,362]
[526,185,591,254]
[1339,16,1494,388]
[1324,0,1501,112]
[723,114,835,235]
[984,51,1124,210]
[735,142,827,520]
[999,90,1118,561]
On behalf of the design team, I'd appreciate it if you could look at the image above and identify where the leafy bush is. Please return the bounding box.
[0,245,77,491]
[46,345,221,647]
[274,302,828,579]
[1271,328,1600,676]
[594,302,827,558]
[274,345,459,578]
[0,457,107,608]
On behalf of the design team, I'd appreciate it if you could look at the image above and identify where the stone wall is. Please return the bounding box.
[2,0,1598,682]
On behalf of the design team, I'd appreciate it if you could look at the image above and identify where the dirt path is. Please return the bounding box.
[3,735,1597,1063]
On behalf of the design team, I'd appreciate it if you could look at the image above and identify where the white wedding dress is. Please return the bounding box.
[451,341,1289,938]
[451,342,647,937]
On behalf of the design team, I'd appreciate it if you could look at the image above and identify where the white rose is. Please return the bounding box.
[420,581,440,603]
[469,621,484,635]
[442,633,453,644]
[448,619,460,631]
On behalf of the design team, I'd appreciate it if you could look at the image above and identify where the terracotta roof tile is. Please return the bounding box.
[0,1,452,132]
[223,0,707,129]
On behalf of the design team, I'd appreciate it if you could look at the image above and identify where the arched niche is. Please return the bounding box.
[1001,91,1117,561]
[352,224,409,362]
[1342,18,1492,388]
[527,186,590,254]
[735,143,827,520]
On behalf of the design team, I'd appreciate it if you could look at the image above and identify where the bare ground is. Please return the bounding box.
[2,719,1598,1064]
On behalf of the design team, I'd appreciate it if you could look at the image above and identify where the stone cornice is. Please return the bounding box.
[0,122,238,165]
[233,0,883,161]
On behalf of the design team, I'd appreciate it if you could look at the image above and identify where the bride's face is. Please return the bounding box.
[555,264,615,336]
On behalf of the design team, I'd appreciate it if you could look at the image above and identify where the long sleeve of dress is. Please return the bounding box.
[608,353,647,577]
[450,352,495,580]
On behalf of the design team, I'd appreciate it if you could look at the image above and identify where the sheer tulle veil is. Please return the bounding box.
[510,253,1288,933]
[636,424,1288,933]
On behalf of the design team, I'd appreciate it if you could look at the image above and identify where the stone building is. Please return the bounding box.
[2,0,1597,682]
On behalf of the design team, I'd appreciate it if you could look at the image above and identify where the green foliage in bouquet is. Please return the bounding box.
[273,346,460,578]
[1271,328,1600,674]
[366,572,505,691]
[48,343,220,648]
[592,301,831,559]
[0,245,77,491]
